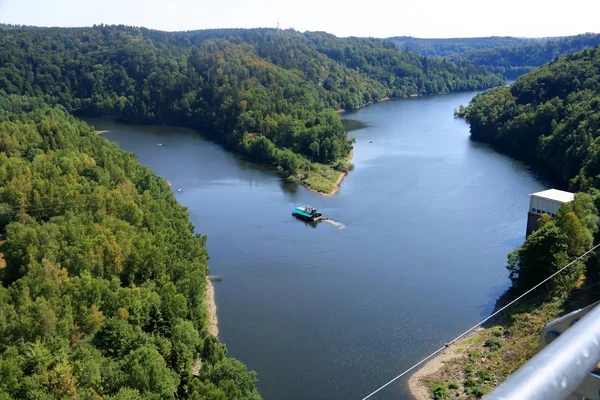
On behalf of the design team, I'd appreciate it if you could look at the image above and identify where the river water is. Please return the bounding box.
[89,90,547,400]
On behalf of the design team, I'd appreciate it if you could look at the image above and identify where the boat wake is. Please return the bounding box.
[323,219,345,229]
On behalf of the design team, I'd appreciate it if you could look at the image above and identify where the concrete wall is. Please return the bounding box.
[529,197,562,217]
[526,212,541,237]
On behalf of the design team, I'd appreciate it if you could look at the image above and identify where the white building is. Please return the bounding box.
[526,189,575,235]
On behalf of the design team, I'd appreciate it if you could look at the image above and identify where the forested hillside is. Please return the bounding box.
[0,24,504,192]
[452,33,600,78]
[457,45,600,190]
[0,94,261,399]
[387,36,527,57]
[388,33,600,79]
[457,45,600,308]
[424,45,600,399]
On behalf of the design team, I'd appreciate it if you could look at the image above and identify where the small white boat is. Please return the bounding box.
[177,189,182,193]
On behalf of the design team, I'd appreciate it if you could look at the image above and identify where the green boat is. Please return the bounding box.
[292,205,326,222]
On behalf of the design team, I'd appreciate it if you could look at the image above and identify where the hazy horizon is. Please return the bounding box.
[0,0,598,39]
[0,20,596,40]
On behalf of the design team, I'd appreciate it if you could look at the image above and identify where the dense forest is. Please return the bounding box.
[389,33,600,79]
[457,45,600,191]
[452,33,600,79]
[386,36,528,57]
[0,24,504,192]
[0,94,261,399]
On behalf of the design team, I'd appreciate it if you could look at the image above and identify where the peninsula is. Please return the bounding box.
[0,24,504,195]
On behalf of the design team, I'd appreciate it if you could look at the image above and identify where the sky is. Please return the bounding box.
[0,0,598,38]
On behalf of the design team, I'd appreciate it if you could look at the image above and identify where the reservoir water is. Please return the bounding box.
[90,90,547,400]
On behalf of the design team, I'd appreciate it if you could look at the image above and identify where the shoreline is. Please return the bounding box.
[305,169,347,197]
[205,278,219,337]
[337,97,392,113]
[304,151,354,196]
[408,347,460,400]
[407,329,483,399]
[92,118,356,197]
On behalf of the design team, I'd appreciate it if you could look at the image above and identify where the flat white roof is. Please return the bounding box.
[530,189,575,203]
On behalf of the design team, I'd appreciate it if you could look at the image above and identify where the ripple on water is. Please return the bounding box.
[322,219,345,229]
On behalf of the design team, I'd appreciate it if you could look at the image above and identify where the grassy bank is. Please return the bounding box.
[409,291,590,399]
[298,153,354,196]
[299,152,354,196]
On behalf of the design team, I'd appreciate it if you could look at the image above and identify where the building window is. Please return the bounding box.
[532,208,536,213]
[537,209,542,214]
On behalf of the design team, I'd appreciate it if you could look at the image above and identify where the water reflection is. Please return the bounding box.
[342,118,369,131]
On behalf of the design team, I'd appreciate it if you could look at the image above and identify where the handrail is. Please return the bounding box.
[485,304,600,400]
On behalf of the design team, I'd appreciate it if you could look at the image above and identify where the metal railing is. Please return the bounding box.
[486,303,600,400]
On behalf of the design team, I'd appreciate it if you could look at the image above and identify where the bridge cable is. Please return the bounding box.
[360,242,600,400]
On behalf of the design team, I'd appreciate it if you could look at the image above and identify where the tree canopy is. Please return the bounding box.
[388,33,600,79]
[387,36,528,57]
[0,94,261,399]
[457,46,600,191]
[0,24,504,185]
[507,193,598,293]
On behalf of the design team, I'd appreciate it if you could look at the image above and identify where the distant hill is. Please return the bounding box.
[387,36,528,57]
[387,33,600,79]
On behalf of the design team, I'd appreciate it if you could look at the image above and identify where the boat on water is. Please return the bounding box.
[292,205,327,222]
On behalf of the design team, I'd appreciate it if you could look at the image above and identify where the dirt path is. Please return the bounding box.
[408,328,483,399]
[205,278,219,337]
[407,346,460,400]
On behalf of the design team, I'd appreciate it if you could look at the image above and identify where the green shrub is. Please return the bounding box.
[489,327,503,337]
[469,350,481,362]
[472,385,486,397]
[464,376,476,389]
[477,368,492,382]
[484,336,503,352]
[433,384,449,400]
[333,160,349,172]
[448,382,459,389]
[464,377,485,397]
